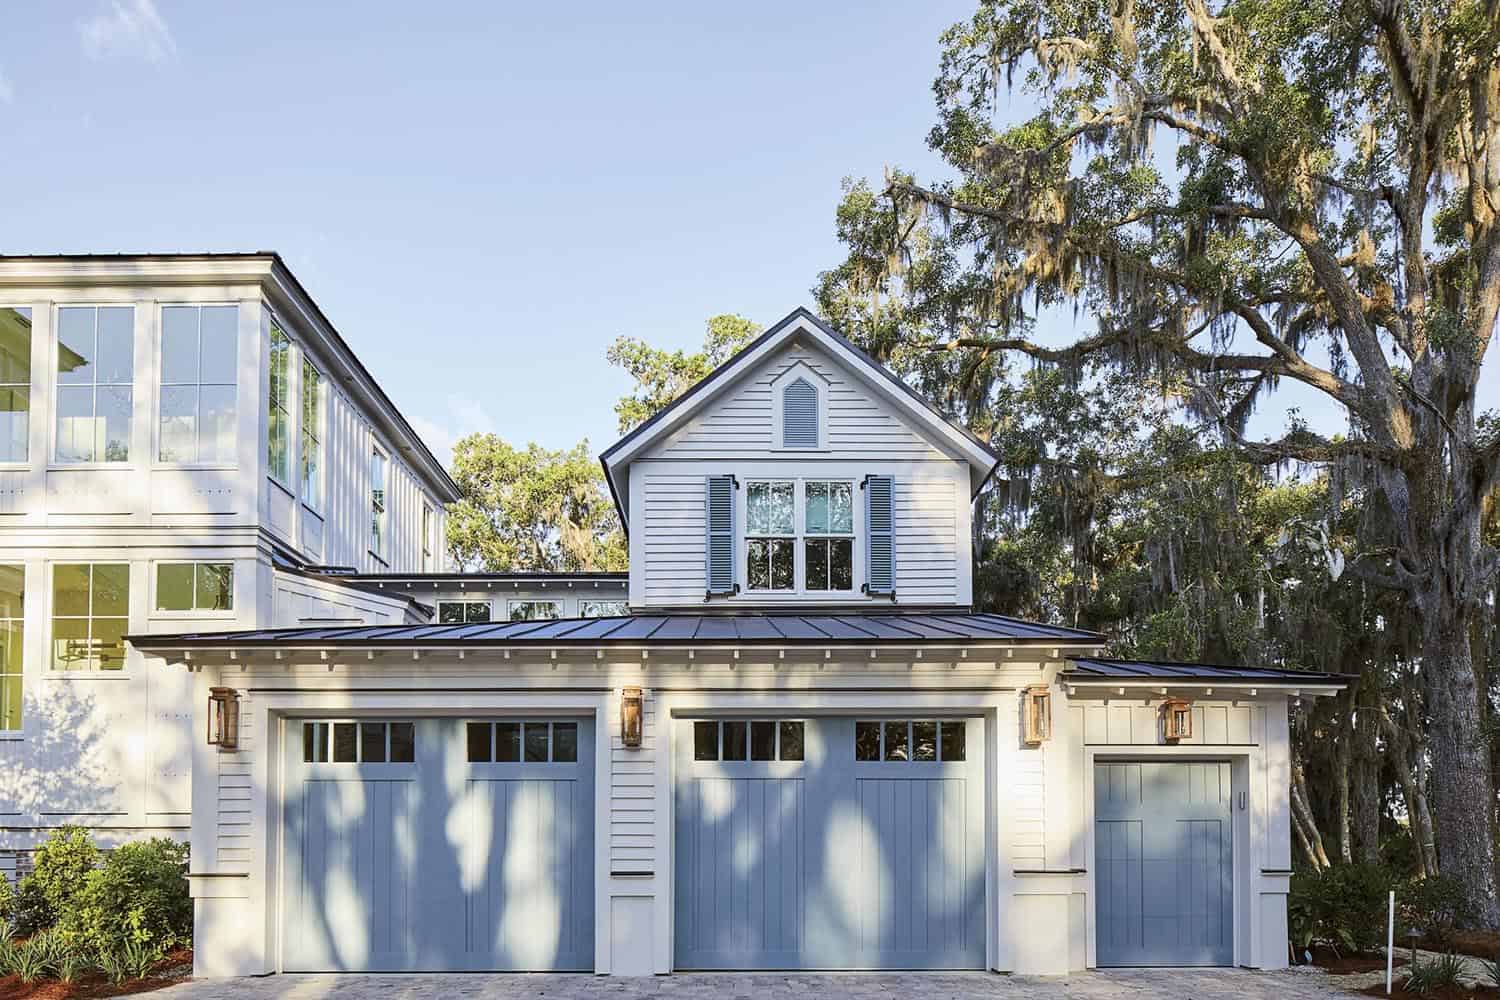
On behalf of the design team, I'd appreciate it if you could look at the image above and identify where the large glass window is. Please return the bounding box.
[155,562,233,613]
[300,357,321,509]
[369,449,387,558]
[159,305,236,463]
[267,321,291,485]
[56,306,133,463]
[804,481,854,591]
[507,600,561,621]
[746,480,794,591]
[0,566,24,730]
[580,599,628,617]
[854,719,966,762]
[51,563,128,672]
[302,720,415,764]
[0,308,32,463]
[438,600,491,624]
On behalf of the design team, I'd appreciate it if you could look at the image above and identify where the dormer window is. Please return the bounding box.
[772,361,827,450]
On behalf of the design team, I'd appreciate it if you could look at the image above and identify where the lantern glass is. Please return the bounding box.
[208,687,239,749]
[620,687,643,749]
[1022,686,1051,746]
[1162,699,1193,742]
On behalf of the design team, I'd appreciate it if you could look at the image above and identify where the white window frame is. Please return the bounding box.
[507,599,562,621]
[744,477,858,595]
[0,564,25,732]
[300,356,323,513]
[802,479,856,593]
[744,479,796,592]
[47,562,132,677]
[151,561,235,619]
[369,447,388,563]
[770,361,829,452]
[52,303,136,467]
[156,302,238,468]
[421,503,435,572]
[266,318,294,489]
[0,305,34,467]
[438,599,491,624]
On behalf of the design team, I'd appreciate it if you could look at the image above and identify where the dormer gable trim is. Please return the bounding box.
[599,307,1001,530]
[770,361,829,451]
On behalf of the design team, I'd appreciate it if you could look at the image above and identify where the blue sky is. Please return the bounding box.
[1,0,1491,466]
[0,0,978,462]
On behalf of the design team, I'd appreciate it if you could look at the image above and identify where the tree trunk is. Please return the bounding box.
[1349,686,1383,865]
[1381,707,1438,878]
[1291,761,1332,869]
[1421,596,1500,925]
[1334,693,1354,864]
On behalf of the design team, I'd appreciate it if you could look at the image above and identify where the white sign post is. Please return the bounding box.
[1387,889,1396,995]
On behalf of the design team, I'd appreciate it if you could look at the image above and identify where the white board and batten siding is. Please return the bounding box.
[605,690,658,876]
[629,343,972,609]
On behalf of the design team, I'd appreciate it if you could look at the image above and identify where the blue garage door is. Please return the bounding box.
[1095,760,1233,967]
[674,716,985,970]
[282,717,593,972]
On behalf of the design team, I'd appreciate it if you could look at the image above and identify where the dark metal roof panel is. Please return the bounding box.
[1064,657,1348,683]
[129,610,1106,650]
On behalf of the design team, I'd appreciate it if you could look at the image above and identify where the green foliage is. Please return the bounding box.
[73,838,191,957]
[1399,875,1474,950]
[10,875,53,937]
[446,437,626,573]
[0,872,11,925]
[11,937,48,983]
[1405,952,1468,995]
[607,314,761,433]
[1480,956,1500,988]
[20,826,99,935]
[97,947,129,985]
[119,939,164,980]
[1289,864,1395,955]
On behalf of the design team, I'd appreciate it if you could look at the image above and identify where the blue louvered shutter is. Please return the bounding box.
[782,378,818,448]
[705,475,736,595]
[865,475,895,595]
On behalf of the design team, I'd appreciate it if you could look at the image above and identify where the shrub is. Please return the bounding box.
[10,875,53,937]
[1400,875,1474,950]
[0,871,11,924]
[12,939,48,983]
[1406,952,1467,995]
[0,935,16,977]
[120,940,164,980]
[1289,863,1395,955]
[73,838,190,957]
[25,826,98,929]
[1480,956,1500,988]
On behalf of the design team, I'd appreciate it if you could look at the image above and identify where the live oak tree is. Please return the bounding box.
[446,435,626,573]
[820,0,1500,920]
[607,314,762,432]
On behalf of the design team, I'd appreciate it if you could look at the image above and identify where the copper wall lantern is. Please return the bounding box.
[1162,698,1193,743]
[620,686,643,750]
[1022,685,1052,746]
[208,687,240,750]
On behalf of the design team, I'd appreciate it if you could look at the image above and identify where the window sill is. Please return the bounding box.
[300,502,324,520]
[267,476,295,499]
[47,462,135,472]
[367,551,389,568]
[151,610,237,621]
[153,463,237,472]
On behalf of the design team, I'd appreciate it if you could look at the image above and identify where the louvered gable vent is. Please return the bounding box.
[782,377,818,448]
[705,474,736,594]
[865,474,895,595]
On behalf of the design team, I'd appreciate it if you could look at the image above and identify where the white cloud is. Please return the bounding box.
[79,0,176,63]
[410,397,498,469]
[0,68,13,104]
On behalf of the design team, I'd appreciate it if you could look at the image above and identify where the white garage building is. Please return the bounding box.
[131,306,1345,978]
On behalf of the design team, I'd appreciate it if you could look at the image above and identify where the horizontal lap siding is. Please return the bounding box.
[894,478,958,604]
[652,345,944,461]
[215,696,255,871]
[608,695,658,874]
[642,476,706,603]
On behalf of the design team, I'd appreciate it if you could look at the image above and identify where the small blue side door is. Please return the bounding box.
[1095,760,1233,967]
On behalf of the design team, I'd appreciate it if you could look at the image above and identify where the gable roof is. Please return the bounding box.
[598,307,1002,530]
[1063,656,1349,689]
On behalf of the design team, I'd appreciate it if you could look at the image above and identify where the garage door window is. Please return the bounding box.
[467,720,577,763]
[855,719,965,762]
[692,719,804,761]
[302,720,415,763]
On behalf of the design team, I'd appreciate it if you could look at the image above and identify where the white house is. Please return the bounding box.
[2,254,1345,979]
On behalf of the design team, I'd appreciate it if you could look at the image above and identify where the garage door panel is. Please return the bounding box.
[1095,761,1232,967]
[676,776,806,968]
[283,718,593,973]
[676,717,984,971]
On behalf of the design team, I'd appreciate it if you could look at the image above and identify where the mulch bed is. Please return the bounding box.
[1431,933,1500,963]
[1307,946,1410,974]
[1360,984,1500,1000]
[0,949,191,1000]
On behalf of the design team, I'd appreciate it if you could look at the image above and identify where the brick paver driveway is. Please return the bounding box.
[157,967,1368,1000]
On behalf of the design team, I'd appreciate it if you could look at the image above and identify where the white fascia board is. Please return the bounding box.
[0,254,278,289]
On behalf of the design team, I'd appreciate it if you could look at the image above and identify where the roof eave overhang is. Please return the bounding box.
[1060,677,1346,697]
